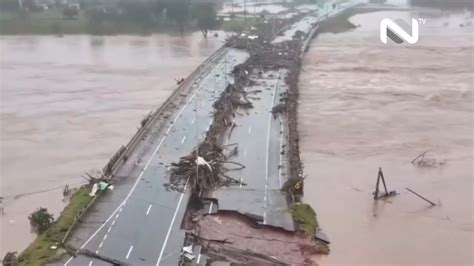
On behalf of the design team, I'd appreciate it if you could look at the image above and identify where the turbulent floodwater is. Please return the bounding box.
[300,9,473,265]
[0,32,225,256]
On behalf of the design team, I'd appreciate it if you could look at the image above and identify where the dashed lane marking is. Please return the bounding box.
[146,204,153,216]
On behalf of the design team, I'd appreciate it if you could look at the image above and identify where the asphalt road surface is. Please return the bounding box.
[206,68,294,231]
[63,48,249,266]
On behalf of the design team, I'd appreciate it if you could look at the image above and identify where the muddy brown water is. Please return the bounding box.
[300,9,473,265]
[0,32,227,256]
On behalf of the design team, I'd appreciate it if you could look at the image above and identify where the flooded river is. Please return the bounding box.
[300,8,473,265]
[0,32,224,256]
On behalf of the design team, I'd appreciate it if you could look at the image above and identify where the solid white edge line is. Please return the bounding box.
[156,179,190,265]
[125,245,134,259]
[64,58,226,266]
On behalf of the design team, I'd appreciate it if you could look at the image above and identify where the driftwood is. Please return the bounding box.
[406,187,437,206]
[411,150,445,168]
[168,143,246,193]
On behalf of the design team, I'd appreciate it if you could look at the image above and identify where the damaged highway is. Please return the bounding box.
[166,11,331,266]
[49,5,347,266]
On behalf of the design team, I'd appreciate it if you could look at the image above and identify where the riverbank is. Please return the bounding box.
[15,187,93,266]
[0,9,257,35]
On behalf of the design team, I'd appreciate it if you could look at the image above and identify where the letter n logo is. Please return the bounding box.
[380,18,419,44]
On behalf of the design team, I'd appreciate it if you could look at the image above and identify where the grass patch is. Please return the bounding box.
[17,187,93,266]
[0,10,89,35]
[221,17,259,33]
[289,203,318,238]
[317,9,358,34]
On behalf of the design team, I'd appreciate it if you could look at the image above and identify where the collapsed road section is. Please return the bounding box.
[62,49,249,266]
[55,4,356,266]
[167,8,341,265]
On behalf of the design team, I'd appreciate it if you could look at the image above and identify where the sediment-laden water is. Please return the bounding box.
[0,32,225,256]
[300,8,473,265]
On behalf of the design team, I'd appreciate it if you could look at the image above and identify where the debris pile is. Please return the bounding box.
[169,11,326,264]
[411,150,446,168]
[282,50,305,202]
[168,143,245,193]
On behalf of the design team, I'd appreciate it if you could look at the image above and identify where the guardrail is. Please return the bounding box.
[60,45,228,246]
[61,192,100,244]
[101,45,228,179]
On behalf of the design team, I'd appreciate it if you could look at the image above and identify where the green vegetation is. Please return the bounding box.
[0,10,88,35]
[289,203,318,238]
[28,208,54,234]
[317,8,357,34]
[194,2,218,38]
[17,187,93,266]
[0,0,221,35]
[2,252,18,266]
[222,17,258,33]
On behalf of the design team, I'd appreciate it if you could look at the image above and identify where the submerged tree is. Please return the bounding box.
[165,0,190,34]
[2,252,17,266]
[193,2,217,38]
[28,208,54,234]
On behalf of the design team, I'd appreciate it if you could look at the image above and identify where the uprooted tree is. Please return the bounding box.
[168,142,245,193]
[166,59,256,193]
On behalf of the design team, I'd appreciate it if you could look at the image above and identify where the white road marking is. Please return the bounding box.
[263,70,280,225]
[98,242,103,249]
[115,214,120,219]
[191,117,196,124]
[88,261,93,266]
[64,60,225,266]
[181,136,187,144]
[197,253,202,263]
[107,227,112,233]
[239,178,243,188]
[156,178,190,265]
[103,234,107,241]
[126,245,134,259]
[146,204,153,216]
[248,126,252,134]
[208,201,214,214]
[111,220,116,226]
[118,207,123,213]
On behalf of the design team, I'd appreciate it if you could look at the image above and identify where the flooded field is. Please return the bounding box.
[300,9,473,265]
[0,32,225,256]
